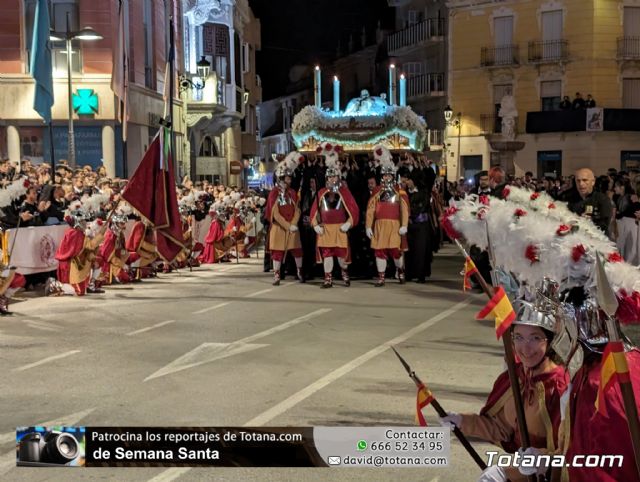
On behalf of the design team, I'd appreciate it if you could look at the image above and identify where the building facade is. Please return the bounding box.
[180,0,261,186]
[387,0,448,161]
[447,0,640,181]
[0,0,186,177]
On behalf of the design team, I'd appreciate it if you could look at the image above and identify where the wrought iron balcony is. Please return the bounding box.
[387,18,445,54]
[480,45,519,67]
[618,37,640,60]
[528,40,569,63]
[407,73,445,99]
[526,109,640,133]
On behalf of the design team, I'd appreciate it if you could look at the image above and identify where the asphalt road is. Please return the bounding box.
[0,245,509,481]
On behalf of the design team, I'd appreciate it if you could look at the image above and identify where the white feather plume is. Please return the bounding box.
[0,177,30,208]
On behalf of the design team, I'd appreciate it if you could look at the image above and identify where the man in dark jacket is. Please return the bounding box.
[566,168,612,235]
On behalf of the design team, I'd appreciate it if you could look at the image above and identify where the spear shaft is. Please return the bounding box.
[391,347,487,470]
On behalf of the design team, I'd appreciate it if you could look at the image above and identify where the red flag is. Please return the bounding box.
[121,127,184,262]
[463,256,479,291]
[416,383,434,426]
[595,341,631,416]
[476,286,516,339]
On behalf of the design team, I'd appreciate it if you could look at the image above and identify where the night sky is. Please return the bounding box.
[248,0,394,100]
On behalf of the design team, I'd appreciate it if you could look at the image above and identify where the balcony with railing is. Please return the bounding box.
[387,18,445,54]
[528,40,569,63]
[618,37,640,60]
[480,45,519,67]
[407,73,445,99]
[526,109,640,133]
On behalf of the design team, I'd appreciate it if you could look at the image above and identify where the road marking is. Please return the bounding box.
[147,468,192,482]
[191,301,232,315]
[127,320,178,336]
[142,300,468,482]
[143,342,270,382]
[0,407,96,476]
[0,407,96,446]
[190,282,294,315]
[244,299,472,426]
[13,350,81,372]
[17,319,62,332]
[144,308,331,382]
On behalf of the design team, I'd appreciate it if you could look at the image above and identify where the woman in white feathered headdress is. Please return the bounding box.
[265,151,306,285]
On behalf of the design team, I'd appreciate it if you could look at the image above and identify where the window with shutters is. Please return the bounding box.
[494,16,514,65]
[623,79,640,108]
[624,7,640,37]
[407,10,418,26]
[542,10,563,41]
[540,80,561,111]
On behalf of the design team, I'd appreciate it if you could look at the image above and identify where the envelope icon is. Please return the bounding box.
[328,456,341,465]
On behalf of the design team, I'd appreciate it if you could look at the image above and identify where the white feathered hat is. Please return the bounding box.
[373,144,395,174]
[315,142,343,177]
[275,151,304,179]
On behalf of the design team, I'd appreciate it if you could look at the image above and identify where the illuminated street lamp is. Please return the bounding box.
[444,105,462,180]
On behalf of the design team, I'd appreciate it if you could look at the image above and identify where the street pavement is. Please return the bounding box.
[0,245,510,481]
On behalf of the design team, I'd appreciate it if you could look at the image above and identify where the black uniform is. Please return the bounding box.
[566,190,613,236]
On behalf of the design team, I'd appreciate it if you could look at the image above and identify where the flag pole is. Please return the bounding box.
[454,237,536,482]
[391,347,487,470]
[48,121,55,172]
[168,4,176,172]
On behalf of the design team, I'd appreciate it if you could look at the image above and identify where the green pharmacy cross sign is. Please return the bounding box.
[72,88,99,115]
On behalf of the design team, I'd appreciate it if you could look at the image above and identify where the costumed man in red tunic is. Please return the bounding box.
[46,210,108,296]
[98,214,138,284]
[439,298,569,482]
[126,217,157,279]
[366,145,410,287]
[265,151,305,286]
[198,202,228,264]
[554,290,640,482]
[310,142,359,288]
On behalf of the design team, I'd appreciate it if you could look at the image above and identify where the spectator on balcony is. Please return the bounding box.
[585,94,596,108]
[572,92,586,110]
[559,96,572,110]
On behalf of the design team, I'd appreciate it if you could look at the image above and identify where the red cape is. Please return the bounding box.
[204,218,224,244]
[55,227,85,283]
[99,229,117,261]
[480,363,569,452]
[265,187,298,223]
[125,221,147,253]
[310,185,360,227]
[566,349,640,481]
